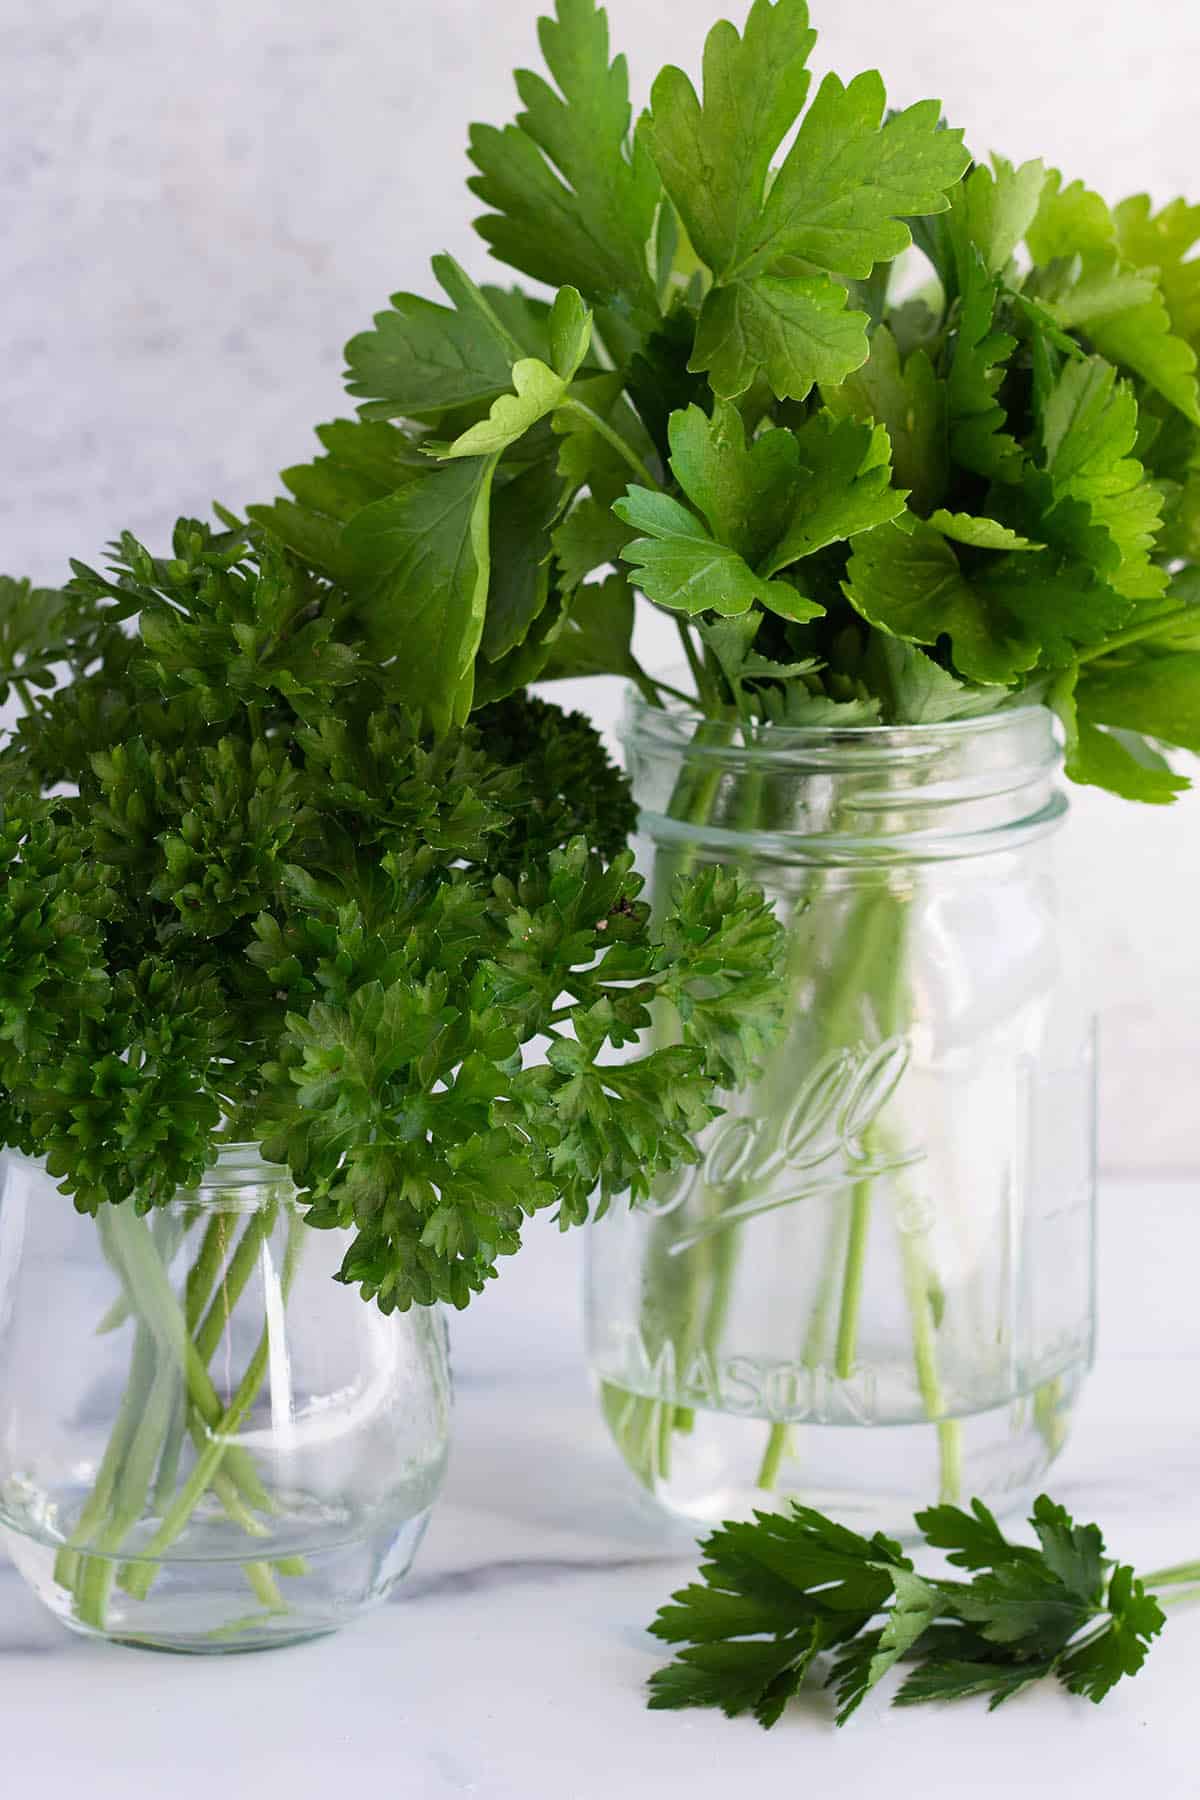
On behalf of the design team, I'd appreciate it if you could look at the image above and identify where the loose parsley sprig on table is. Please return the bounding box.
[647,1495,1194,1727]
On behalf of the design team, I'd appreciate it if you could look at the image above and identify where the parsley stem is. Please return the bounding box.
[1142,1559,1200,1588]
[1157,1585,1200,1611]
[12,676,37,716]
[558,398,658,490]
[674,618,714,708]
[1075,603,1199,664]
[756,1423,791,1490]
[121,1212,305,1597]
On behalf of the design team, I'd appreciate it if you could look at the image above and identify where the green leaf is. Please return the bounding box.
[927,510,1044,551]
[691,273,870,402]
[539,573,638,680]
[1058,1566,1166,1704]
[1076,649,1200,754]
[1029,1494,1105,1604]
[552,496,633,590]
[845,519,1126,682]
[1036,252,1159,330]
[834,1569,938,1725]
[894,1657,1051,1711]
[483,454,565,660]
[822,325,948,516]
[862,635,1002,726]
[1052,666,1189,803]
[667,402,801,564]
[1027,170,1117,263]
[1114,193,1200,346]
[647,1625,822,1727]
[473,594,565,704]
[735,72,969,282]
[249,420,431,579]
[641,0,817,276]
[615,487,821,620]
[437,288,594,459]
[1040,356,1167,601]
[762,412,906,573]
[344,456,500,734]
[344,255,526,423]
[1092,293,1200,425]
[947,250,1023,482]
[0,579,83,705]
[1021,177,1200,422]
[467,0,661,315]
[439,360,572,460]
[916,1497,1039,1571]
[959,155,1048,276]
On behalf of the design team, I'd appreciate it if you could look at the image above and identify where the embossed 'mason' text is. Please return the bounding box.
[609,1328,881,1424]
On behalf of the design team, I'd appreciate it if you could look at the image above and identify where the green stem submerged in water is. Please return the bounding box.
[611,712,966,1509]
[59,1197,307,1635]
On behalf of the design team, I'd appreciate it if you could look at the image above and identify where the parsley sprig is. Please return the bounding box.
[648,1494,1181,1727]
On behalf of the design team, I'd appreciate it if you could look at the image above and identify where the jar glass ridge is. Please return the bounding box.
[585,692,1096,1534]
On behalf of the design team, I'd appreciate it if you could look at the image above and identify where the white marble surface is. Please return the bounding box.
[2,1177,1199,1797]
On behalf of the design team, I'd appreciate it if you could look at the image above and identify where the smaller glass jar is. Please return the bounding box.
[0,1145,451,1652]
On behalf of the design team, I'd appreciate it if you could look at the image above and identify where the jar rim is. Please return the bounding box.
[621,683,1052,749]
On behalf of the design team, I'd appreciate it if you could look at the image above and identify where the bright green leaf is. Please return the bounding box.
[667,402,802,565]
[344,456,500,734]
[641,0,816,276]
[615,486,820,619]
[762,413,905,573]
[1114,193,1200,346]
[947,249,1023,482]
[691,273,869,401]
[737,73,969,282]
[344,255,525,423]
[928,510,1044,551]
[1041,357,1167,600]
[467,0,661,315]
[822,325,948,516]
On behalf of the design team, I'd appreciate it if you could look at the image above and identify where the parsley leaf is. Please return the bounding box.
[435,287,594,460]
[344,456,501,735]
[1039,356,1167,601]
[645,7,965,399]
[344,255,528,425]
[615,487,821,619]
[648,1492,1169,1730]
[467,0,661,318]
[844,517,1129,683]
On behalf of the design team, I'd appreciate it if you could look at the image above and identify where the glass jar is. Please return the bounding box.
[0,1145,451,1652]
[585,695,1095,1536]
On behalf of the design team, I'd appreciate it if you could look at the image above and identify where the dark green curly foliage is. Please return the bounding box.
[473,692,638,868]
[0,525,784,1311]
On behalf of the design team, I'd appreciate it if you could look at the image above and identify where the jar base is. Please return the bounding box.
[1,1505,433,1654]
[599,1364,1086,1541]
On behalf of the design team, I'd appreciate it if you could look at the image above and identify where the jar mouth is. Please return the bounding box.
[621,684,1052,755]
[167,1141,296,1211]
[620,686,1066,862]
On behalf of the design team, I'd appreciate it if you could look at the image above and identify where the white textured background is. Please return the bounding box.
[4,0,1199,1169]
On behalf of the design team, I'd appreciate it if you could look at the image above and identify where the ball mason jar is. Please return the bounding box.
[585,695,1096,1535]
[0,1145,451,1651]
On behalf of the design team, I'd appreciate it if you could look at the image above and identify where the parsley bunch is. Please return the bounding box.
[0,524,784,1311]
[253,0,1200,800]
[648,1494,1185,1726]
